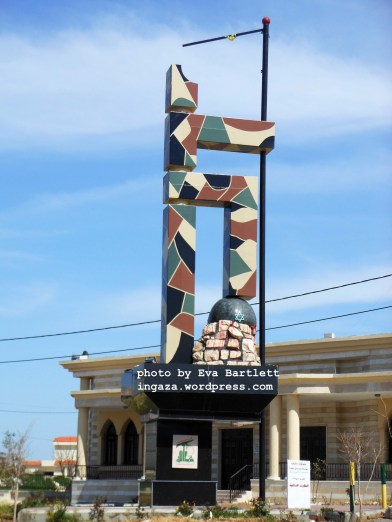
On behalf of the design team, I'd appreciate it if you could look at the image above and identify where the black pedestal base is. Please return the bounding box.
[139,479,217,506]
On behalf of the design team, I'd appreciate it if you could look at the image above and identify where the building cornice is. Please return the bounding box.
[59,334,392,375]
[266,333,392,358]
[60,354,160,374]
[68,370,392,405]
[71,389,121,400]
[279,370,392,386]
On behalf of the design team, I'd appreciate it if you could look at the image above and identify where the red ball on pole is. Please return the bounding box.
[262,17,270,24]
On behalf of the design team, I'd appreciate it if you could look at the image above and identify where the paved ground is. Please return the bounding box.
[268,503,386,515]
[17,503,391,522]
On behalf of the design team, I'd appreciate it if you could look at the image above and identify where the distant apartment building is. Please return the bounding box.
[24,436,77,476]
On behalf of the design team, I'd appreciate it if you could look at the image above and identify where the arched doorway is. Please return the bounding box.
[103,421,117,465]
[123,421,139,465]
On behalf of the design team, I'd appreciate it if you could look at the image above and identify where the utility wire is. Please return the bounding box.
[0,344,161,364]
[0,409,76,414]
[0,306,390,365]
[264,304,392,331]
[0,274,390,343]
[258,273,392,304]
[0,319,161,342]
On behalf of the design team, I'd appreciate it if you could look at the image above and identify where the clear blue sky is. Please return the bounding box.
[0,0,391,459]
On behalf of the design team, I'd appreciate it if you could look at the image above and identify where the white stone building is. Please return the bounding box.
[61,333,392,505]
[24,437,77,477]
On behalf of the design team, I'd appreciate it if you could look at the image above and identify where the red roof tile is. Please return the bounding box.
[54,460,77,466]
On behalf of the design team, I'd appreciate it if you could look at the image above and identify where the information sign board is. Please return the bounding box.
[287,460,311,509]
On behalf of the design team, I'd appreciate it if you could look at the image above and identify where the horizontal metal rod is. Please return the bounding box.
[183,27,262,47]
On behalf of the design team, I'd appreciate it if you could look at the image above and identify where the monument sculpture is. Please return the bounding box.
[122,64,278,506]
[162,64,274,364]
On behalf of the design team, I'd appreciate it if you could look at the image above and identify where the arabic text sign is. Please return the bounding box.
[287,460,311,509]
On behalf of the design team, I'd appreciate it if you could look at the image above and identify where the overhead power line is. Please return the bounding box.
[0,318,161,343]
[0,305,390,365]
[0,409,76,414]
[0,344,161,364]
[259,273,392,304]
[0,273,390,343]
[264,304,392,331]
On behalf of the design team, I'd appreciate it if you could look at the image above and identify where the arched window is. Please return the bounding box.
[103,422,117,465]
[123,421,138,465]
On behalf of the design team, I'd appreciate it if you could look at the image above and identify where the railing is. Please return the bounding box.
[75,462,392,486]
[228,464,254,502]
[0,474,72,503]
[313,462,392,481]
[23,474,71,490]
[252,462,392,481]
[76,465,143,480]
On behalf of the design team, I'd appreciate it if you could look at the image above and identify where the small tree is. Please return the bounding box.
[56,448,77,478]
[311,458,326,503]
[0,430,29,522]
[338,427,381,518]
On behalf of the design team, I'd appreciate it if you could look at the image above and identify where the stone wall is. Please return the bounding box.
[192,320,260,365]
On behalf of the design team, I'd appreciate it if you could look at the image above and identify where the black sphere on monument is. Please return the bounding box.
[207,296,257,326]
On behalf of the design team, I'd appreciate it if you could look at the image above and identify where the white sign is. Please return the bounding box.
[287,460,311,509]
[172,435,198,469]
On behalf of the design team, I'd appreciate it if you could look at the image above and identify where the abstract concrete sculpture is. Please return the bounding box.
[164,171,258,298]
[162,65,275,364]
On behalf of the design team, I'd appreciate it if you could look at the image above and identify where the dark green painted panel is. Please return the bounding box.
[230,250,251,277]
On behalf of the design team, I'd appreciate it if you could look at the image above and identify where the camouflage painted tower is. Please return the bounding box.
[162,64,274,364]
[122,64,278,507]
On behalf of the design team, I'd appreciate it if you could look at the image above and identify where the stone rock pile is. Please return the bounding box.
[192,319,260,366]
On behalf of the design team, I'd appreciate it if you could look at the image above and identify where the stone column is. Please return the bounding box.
[287,395,300,461]
[80,377,90,391]
[117,434,123,465]
[143,418,158,479]
[268,395,282,479]
[138,431,144,465]
[77,407,89,478]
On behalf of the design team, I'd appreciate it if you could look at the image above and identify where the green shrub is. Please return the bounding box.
[135,505,147,520]
[278,510,298,522]
[175,500,194,517]
[20,492,49,509]
[203,504,241,518]
[0,503,14,520]
[46,501,79,522]
[244,497,275,519]
[21,475,56,491]
[52,476,72,490]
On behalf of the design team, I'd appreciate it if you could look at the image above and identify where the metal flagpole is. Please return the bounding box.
[183,17,271,501]
[259,16,270,502]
